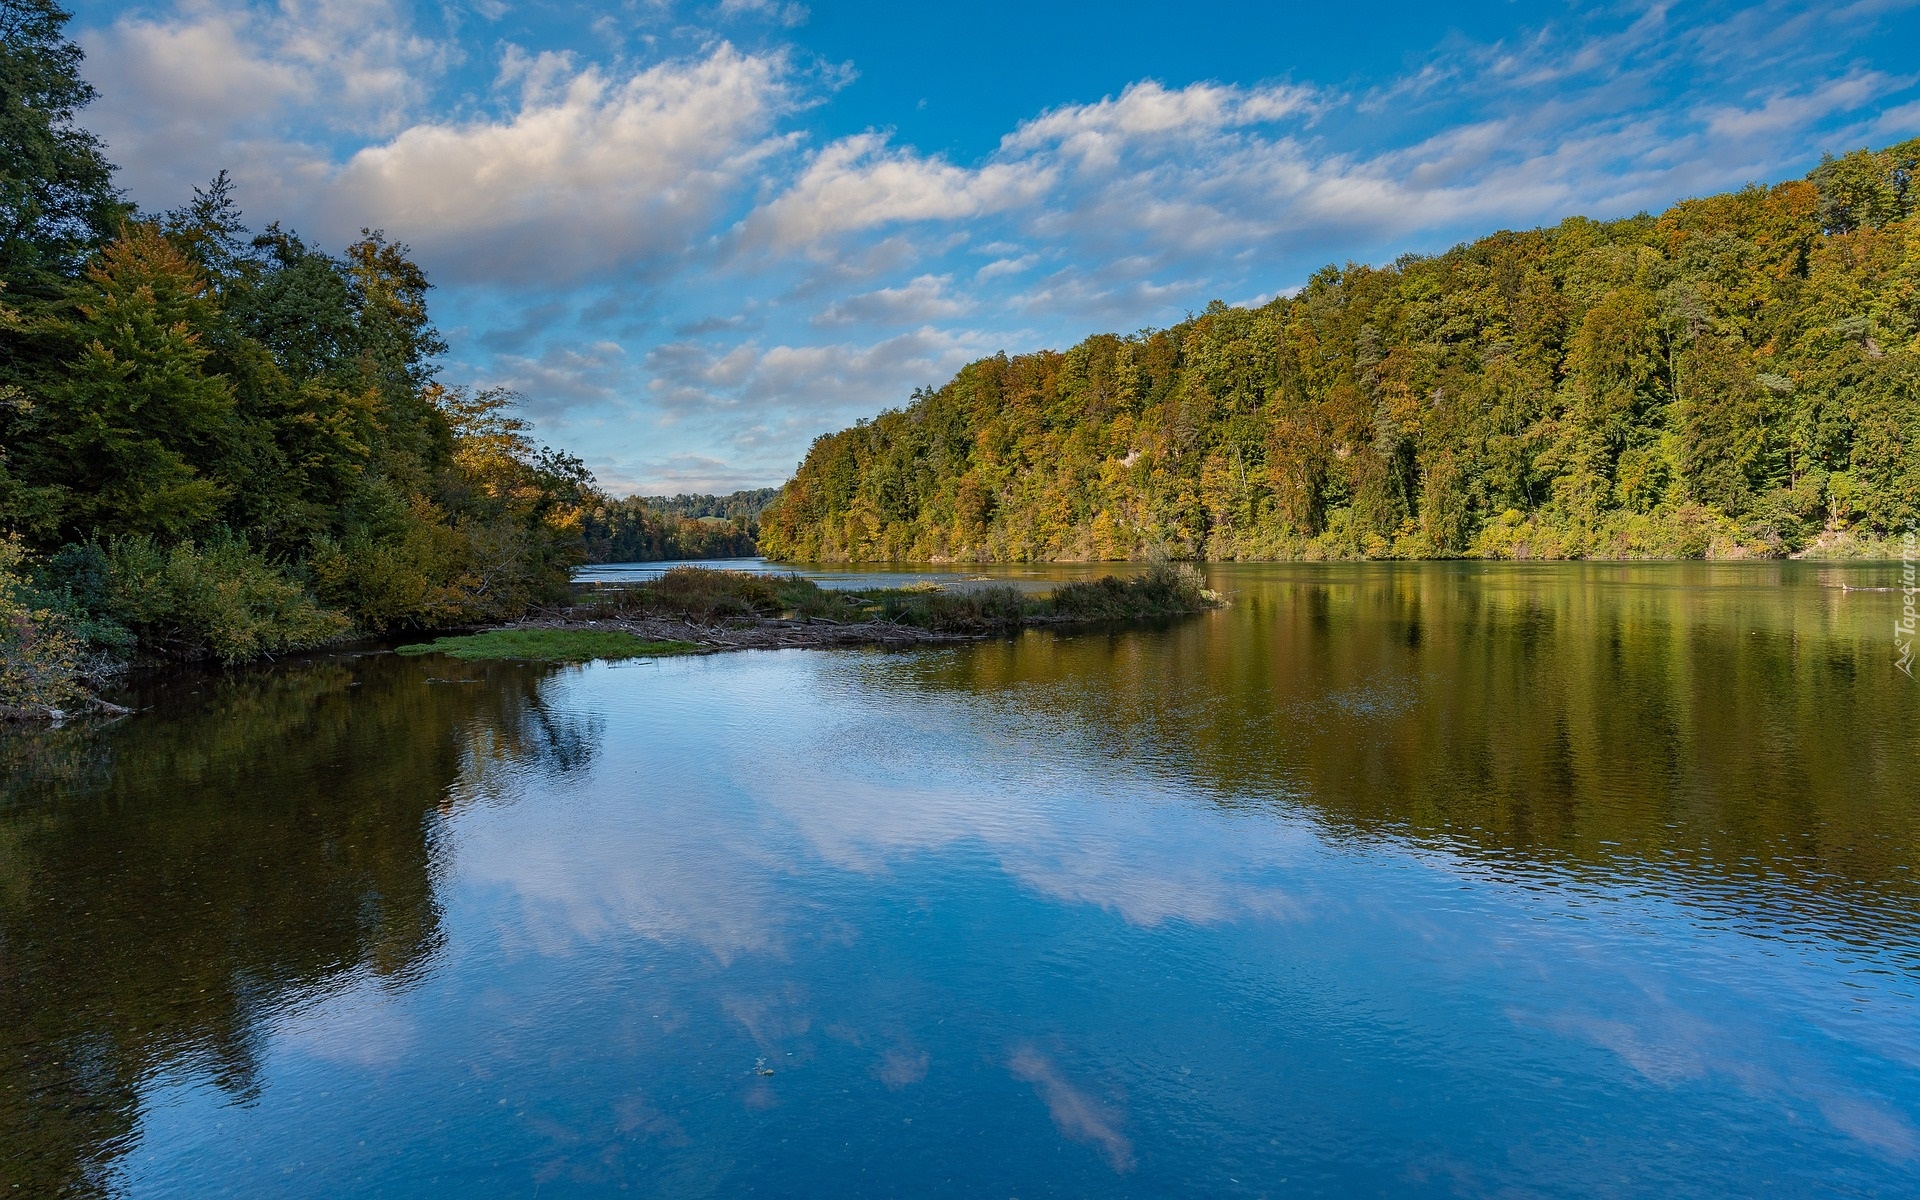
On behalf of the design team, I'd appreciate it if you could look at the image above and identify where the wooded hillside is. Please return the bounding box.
[762,141,1920,562]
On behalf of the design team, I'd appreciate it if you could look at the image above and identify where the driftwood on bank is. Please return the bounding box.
[503,612,988,652]
[0,694,134,722]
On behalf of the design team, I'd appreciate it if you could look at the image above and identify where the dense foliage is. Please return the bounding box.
[763,140,1920,562]
[642,487,781,525]
[0,2,595,703]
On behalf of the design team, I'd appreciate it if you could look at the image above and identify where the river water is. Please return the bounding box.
[3,562,1916,1197]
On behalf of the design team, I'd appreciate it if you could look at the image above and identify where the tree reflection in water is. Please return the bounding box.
[0,653,599,1197]
[871,562,1920,954]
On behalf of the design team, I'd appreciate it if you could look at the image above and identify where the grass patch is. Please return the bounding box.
[396,629,698,662]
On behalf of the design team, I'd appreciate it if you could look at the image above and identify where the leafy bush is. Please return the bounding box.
[590,566,843,623]
[99,536,349,663]
[1049,563,1220,620]
[0,535,93,713]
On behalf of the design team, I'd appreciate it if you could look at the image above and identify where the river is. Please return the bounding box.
[2,561,1915,1197]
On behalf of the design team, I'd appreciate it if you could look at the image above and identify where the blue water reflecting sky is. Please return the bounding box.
[108,588,1920,1196]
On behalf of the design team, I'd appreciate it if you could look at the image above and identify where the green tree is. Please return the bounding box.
[0,0,125,294]
[18,223,235,540]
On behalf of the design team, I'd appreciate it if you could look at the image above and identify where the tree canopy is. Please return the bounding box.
[0,0,125,294]
[762,140,1920,563]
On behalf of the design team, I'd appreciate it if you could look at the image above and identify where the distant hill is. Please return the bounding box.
[639,488,782,525]
[581,487,782,563]
[761,140,1920,563]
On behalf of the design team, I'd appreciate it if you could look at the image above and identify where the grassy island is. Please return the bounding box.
[471,563,1226,656]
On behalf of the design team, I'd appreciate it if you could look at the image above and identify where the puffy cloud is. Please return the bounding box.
[741,6,1915,291]
[88,6,305,122]
[742,78,1331,264]
[975,254,1037,280]
[811,274,971,326]
[84,5,807,287]
[81,0,452,201]
[324,44,804,283]
[744,132,1053,247]
[1003,78,1322,165]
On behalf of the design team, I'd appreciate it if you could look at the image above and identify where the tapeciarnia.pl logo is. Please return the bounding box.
[1899,530,1917,678]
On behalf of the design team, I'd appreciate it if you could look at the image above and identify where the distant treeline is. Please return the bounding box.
[642,487,780,525]
[763,139,1920,562]
[580,488,780,564]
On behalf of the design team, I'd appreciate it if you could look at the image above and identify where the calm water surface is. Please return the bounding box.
[3,562,1918,1197]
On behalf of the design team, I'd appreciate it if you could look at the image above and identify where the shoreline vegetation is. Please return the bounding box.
[399,564,1227,661]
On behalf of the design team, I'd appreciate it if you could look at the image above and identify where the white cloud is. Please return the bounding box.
[644,326,984,415]
[976,254,1037,280]
[82,0,452,205]
[84,5,808,287]
[324,44,804,283]
[749,328,990,416]
[714,0,810,26]
[744,132,1053,247]
[487,340,628,416]
[812,274,971,326]
[608,454,766,497]
[90,7,305,121]
[740,6,1915,299]
[1703,71,1902,139]
[742,78,1328,260]
[1004,78,1322,165]
[616,326,996,488]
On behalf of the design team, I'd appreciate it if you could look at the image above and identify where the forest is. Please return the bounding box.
[0,0,741,711]
[580,488,779,564]
[761,140,1920,563]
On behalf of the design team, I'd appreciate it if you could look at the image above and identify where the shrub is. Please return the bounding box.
[100,535,349,662]
[0,534,94,713]
[1048,563,1220,620]
[590,566,844,623]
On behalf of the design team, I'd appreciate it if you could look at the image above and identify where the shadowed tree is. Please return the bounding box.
[0,0,126,296]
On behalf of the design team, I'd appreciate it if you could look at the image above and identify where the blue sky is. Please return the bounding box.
[72,0,1920,495]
